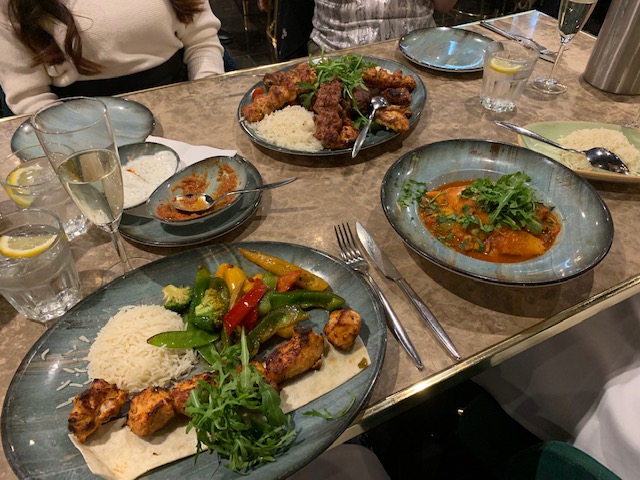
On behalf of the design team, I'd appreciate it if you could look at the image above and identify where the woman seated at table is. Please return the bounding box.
[0,0,226,116]
[307,0,459,54]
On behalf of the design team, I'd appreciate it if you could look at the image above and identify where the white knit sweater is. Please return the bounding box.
[0,0,225,114]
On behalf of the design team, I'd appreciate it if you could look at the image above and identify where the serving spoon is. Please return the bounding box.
[171,177,298,213]
[351,96,390,158]
[495,121,630,175]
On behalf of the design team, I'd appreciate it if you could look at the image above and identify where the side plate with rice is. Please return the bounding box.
[518,121,640,183]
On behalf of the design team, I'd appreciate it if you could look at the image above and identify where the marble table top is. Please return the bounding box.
[1,10,639,479]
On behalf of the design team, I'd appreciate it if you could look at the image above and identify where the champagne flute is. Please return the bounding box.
[531,0,598,94]
[31,97,134,281]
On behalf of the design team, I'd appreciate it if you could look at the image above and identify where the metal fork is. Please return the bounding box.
[334,223,424,370]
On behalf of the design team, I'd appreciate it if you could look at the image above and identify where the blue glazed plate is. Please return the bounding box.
[399,27,492,72]
[238,56,426,156]
[146,156,249,226]
[1,242,386,479]
[119,155,261,247]
[518,121,640,184]
[381,140,614,286]
[11,97,155,159]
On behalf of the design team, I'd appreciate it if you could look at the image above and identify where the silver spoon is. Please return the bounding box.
[171,177,298,213]
[495,121,630,175]
[351,96,390,158]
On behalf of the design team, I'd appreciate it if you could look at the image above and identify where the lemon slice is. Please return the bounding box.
[4,164,44,207]
[489,57,524,74]
[0,234,57,258]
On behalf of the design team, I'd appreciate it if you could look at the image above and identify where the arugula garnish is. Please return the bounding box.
[460,172,546,234]
[299,53,376,125]
[303,392,356,420]
[185,330,297,473]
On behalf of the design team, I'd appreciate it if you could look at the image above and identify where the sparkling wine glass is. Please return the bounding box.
[31,97,135,282]
[532,0,598,94]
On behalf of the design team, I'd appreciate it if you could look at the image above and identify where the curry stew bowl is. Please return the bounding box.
[381,139,614,286]
[120,142,181,213]
[145,155,249,226]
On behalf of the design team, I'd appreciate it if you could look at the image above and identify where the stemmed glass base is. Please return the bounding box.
[531,77,568,95]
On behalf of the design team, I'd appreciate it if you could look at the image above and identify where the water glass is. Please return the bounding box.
[0,145,89,240]
[0,209,81,323]
[480,40,539,113]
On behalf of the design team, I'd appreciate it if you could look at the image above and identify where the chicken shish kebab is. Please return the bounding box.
[67,249,366,473]
[241,54,418,149]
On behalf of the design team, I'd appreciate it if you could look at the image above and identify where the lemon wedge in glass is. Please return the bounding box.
[0,234,57,258]
[489,57,524,74]
[4,163,44,207]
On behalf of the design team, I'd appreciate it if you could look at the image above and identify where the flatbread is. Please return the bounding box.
[70,337,371,480]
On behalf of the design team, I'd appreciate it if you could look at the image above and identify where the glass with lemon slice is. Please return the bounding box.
[0,145,89,240]
[0,209,81,323]
[480,40,539,113]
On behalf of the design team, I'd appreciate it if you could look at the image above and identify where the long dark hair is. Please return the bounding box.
[8,0,205,75]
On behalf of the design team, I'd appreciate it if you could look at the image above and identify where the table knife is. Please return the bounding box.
[356,221,462,361]
[479,20,556,63]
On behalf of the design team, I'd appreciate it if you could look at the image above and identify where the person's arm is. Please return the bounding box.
[179,2,225,79]
[433,0,458,13]
[0,16,57,115]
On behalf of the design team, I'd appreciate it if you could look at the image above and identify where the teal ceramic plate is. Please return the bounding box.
[11,97,155,159]
[146,156,250,227]
[517,121,640,183]
[238,56,426,156]
[382,140,614,286]
[399,27,492,72]
[1,242,386,479]
[119,155,261,247]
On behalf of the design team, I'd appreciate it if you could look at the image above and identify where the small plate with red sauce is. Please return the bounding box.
[381,139,614,286]
[146,156,248,226]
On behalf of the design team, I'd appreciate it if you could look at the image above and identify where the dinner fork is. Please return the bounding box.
[334,223,424,370]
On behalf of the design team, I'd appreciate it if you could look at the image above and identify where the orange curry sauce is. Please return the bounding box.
[418,180,561,263]
[156,163,239,221]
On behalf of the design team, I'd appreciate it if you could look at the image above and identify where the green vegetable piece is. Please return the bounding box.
[192,277,230,331]
[185,331,296,473]
[261,271,278,291]
[183,264,213,325]
[162,284,193,312]
[147,329,219,349]
[303,392,356,420]
[258,290,345,316]
[246,305,309,357]
[460,172,548,234]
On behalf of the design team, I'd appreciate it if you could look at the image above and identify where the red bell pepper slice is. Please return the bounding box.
[251,86,266,101]
[276,270,302,292]
[223,278,268,334]
[242,306,259,331]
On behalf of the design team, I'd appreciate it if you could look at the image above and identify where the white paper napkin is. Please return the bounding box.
[146,135,237,168]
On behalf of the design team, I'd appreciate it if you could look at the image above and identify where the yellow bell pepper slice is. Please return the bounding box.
[238,248,329,291]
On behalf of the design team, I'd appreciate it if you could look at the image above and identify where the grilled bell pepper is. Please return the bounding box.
[223,278,269,335]
[257,290,345,316]
[183,264,213,325]
[276,270,302,292]
[238,248,329,291]
[245,305,309,356]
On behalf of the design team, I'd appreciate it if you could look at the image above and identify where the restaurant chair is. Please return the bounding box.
[457,388,621,479]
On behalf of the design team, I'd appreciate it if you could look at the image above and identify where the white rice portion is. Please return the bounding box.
[250,105,323,152]
[558,128,640,175]
[87,305,197,392]
[122,151,177,208]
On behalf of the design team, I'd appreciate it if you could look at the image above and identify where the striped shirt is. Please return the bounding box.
[310,0,436,51]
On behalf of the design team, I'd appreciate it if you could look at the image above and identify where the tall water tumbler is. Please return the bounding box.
[583,0,640,95]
